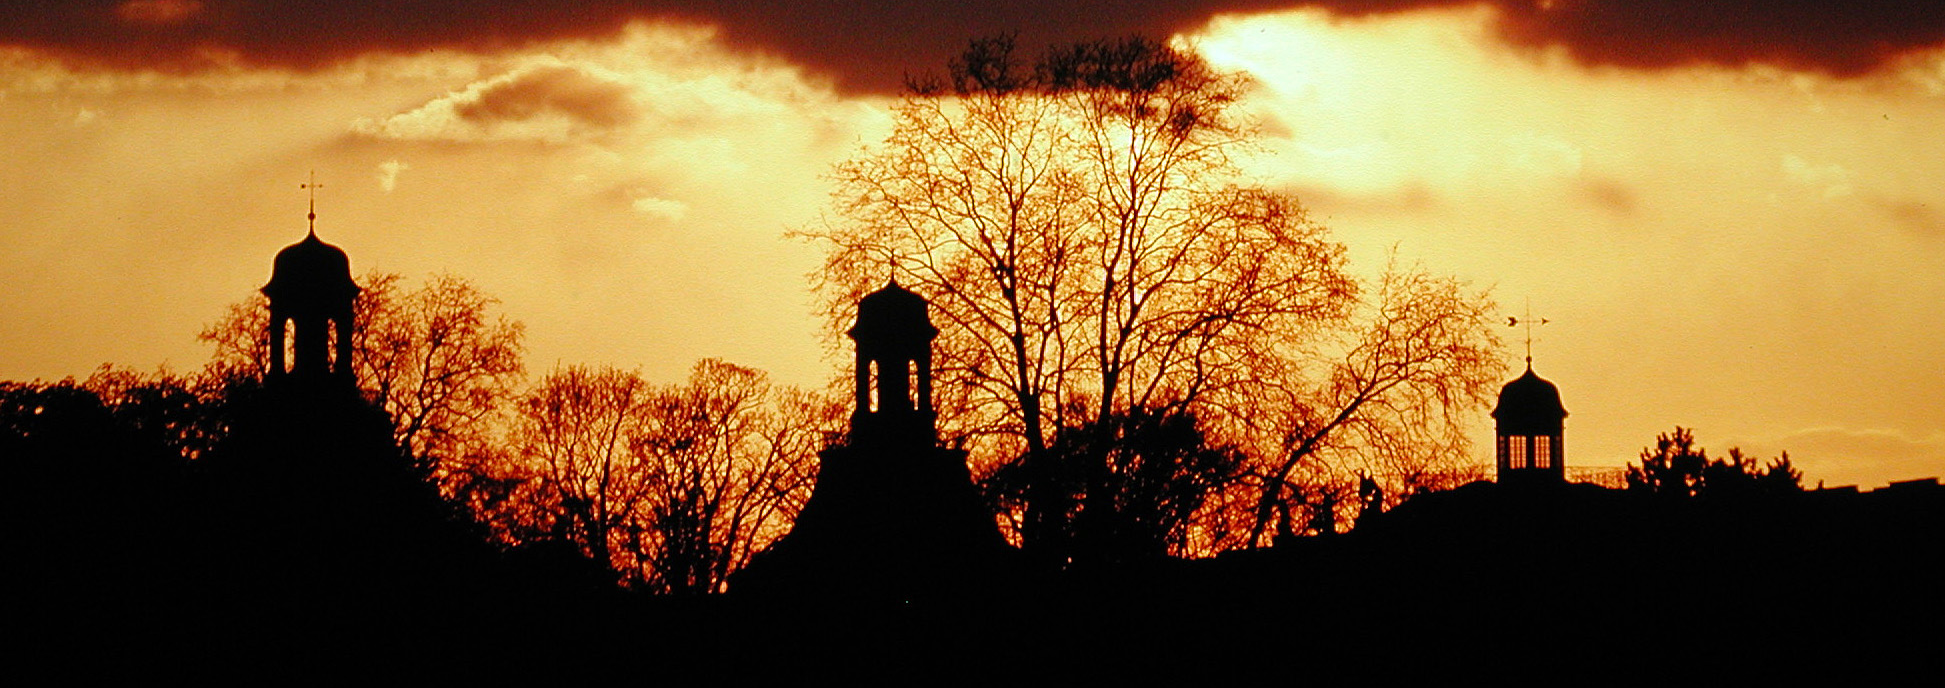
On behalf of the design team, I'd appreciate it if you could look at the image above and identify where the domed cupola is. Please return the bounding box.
[1492,364,1567,484]
[262,179,360,386]
[848,279,939,435]
[264,231,359,309]
[1493,366,1566,435]
[851,279,935,346]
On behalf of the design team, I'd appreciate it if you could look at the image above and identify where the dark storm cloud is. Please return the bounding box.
[3,1,1940,91]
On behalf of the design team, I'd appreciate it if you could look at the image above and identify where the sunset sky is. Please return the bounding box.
[3,1,1940,488]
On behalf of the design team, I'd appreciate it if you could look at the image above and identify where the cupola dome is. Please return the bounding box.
[1492,366,1567,435]
[263,231,359,307]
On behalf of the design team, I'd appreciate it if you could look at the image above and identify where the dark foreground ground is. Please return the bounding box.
[15,479,1939,681]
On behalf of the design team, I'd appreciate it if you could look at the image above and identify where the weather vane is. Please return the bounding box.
[300,170,324,235]
[1506,298,1549,367]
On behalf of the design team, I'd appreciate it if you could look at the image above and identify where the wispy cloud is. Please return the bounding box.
[376,159,410,192]
[1754,426,1945,489]
[630,195,688,222]
[1783,154,1854,199]
[353,61,639,144]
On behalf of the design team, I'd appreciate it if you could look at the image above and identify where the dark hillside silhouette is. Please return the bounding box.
[4,378,193,654]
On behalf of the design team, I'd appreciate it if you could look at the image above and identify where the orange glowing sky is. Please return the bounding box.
[3,4,1941,488]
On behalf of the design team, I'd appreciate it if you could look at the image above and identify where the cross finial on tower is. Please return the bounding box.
[1506,298,1549,368]
[300,170,324,236]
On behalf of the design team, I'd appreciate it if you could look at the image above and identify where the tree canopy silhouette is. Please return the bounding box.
[1626,426,1804,499]
[984,403,1243,565]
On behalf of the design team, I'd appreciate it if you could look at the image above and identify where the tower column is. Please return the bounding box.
[732,278,1009,600]
[917,351,932,415]
[333,306,355,377]
[847,279,940,439]
[293,314,329,375]
[876,354,912,414]
[855,349,872,413]
[268,310,289,376]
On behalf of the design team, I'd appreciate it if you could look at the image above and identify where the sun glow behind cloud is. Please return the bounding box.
[1192,8,1945,483]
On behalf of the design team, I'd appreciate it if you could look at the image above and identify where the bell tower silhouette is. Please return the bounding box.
[1493,364,1567,484]
[849,279,938,443]
[734,279,1013,599]
[263,174,358,386]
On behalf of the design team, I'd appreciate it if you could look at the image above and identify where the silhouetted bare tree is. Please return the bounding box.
[814,36,1350,454]
[354,273,526,470]
[1241,263,1502,547]
[806,36,1502,555]
[501,365,652,571]
[626,360,835,594]
[489,361,838,593]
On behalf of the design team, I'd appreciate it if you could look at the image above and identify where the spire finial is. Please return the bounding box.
[300,170,324,236]
[1506,298,1549,369]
